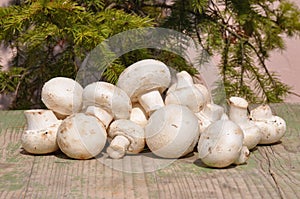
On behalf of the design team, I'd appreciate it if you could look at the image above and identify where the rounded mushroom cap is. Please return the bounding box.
[145,104,199,158]
[250,104,274,121]
[165,86,206,113]
[239,122,262,150]
[117,59,171,102]
[42,77,83,116]
[57,113,107,160]
[108,119,145,154]
[82,81,132,120]
[165,71,209,113]
[197,120,244,168]
[21,122,61,154]
[254,116,286,144]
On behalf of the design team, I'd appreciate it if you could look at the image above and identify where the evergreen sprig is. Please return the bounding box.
[164,0,300,103]
[0,0,153,108]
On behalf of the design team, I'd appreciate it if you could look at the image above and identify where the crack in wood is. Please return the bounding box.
[265,148,284,199]
[23,156,36,198]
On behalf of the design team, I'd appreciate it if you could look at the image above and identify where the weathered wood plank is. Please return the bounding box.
[0,105,299,199]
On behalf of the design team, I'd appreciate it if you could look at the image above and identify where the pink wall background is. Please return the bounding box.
[262,0,300,102]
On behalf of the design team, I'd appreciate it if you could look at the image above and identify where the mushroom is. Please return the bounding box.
[57,113,107,160]
[21,109,61,154]
[250,104,286,144]
[195,103,226,134]
[82,81,132,128]
[106,119,145,159]
[130,103,148,128]
[41,77,83,119]
[228,97,261,150]
[145,104,200,158]
[165,71,207,113]
[197,120,250,168]
[117,59,171,115]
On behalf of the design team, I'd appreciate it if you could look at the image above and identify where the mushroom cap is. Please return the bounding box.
[57,113,107,159]
[21,122,61,154]
[165,71,209,112]
[82,81,132,120]
[165,86,206,113]
[254,116,286,144]
[41,77,83,116]
[238,122,262,150]
[24,109,59,130]
[145,104,199,158]
[117,59,171,102]
[108,119,145,154]
[250,104,274,121]
[197,120,244,168]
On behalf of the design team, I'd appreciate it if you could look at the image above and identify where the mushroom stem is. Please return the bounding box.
[138,90,164,115]
[234,146,250,165]
[201,104,224,122]
[85,106,113,129]
[176,71,194,88]
[24,109,58,130]
[107,135,130,159]
[229,97,249,124]
[130,103,148,127]
[229,105,249,124]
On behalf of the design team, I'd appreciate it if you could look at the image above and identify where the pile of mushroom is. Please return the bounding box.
[21,59,287,168]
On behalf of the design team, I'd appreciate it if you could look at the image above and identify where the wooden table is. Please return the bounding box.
[0,104,299,199]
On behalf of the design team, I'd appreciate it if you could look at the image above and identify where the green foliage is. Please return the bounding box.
[0,67,25,94]
[163,0,300,103]
[113,0,300,103]
[1,0,300,109]
[0,0,153,108]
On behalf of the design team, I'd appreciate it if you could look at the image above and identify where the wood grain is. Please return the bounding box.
[0,105,299,199]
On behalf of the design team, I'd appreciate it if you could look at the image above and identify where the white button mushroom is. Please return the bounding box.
[145,104,200,158]
[21,109,61,154]
[82,81,132,128]
[117,59,171,115]
[197,120,250,168]
[195,103,226,134]
[41,77,83,118]
[250,104,286,144]
[130,103,148,128]
[106,119,145,159]
[57,113,107,160]
[228,97,262,150]
[165,71,207,113]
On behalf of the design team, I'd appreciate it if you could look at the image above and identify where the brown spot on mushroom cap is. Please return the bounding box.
[171,124,178,128]
[82,81,131,120]
[58,118,73,134]
[41,77,83,115]
[57,113,107,160]
[41,130,51,140]
[58,139,70,149]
